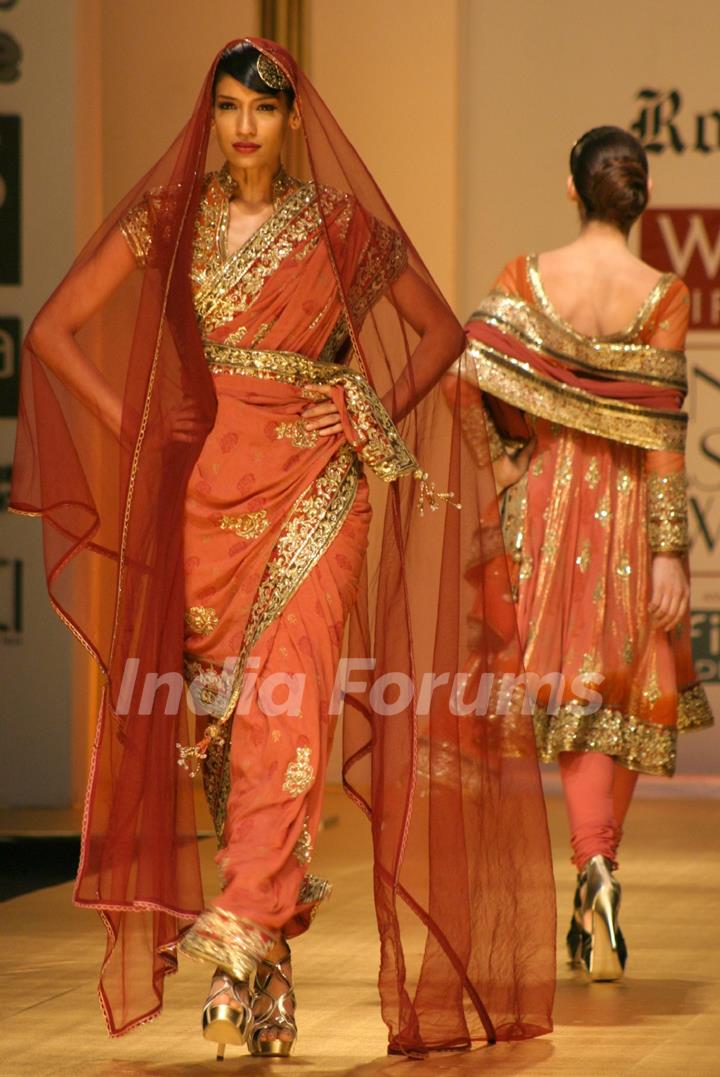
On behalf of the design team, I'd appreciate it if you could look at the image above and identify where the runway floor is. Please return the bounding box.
[1,788,719,1076]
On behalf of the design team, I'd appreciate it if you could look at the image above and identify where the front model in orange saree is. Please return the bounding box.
[10,39,556,1055]
[122,163,409,937]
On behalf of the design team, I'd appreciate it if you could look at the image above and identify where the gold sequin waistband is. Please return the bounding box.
[203,341,347,385]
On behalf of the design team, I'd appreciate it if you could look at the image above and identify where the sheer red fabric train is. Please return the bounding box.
[10,38,555,1052]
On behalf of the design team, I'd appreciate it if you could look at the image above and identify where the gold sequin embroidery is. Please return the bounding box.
[293,816,313,865]
[594,493,613,528]
[276,419,319,449]
[616,556,632,579]
[519,554,534,581]
[617,469,632,494]
[581,651,598,674]
[533,683,713,778]
[185,605,219,636]
[647,470,689,552]
[219,511,269,540]
[585,457,600,488]
[283,746,315,798]
[643,668,661,706]
[120,203,152,267]
[576,541,591,573]
[179,908,275,982]
[464,338,687,452]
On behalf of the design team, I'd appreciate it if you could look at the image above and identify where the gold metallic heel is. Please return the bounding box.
[202,971,251,1061]
[249,944,297,1057]
[581,854,625,982]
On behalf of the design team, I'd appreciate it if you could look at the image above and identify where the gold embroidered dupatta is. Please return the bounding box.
[465,291,688,453]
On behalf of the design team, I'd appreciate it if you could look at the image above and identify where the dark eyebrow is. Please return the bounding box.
[216,93,278,103]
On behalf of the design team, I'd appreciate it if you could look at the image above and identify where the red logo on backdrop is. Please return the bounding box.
[640,208,720,330]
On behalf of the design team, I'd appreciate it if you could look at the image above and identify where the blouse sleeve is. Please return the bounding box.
[491,256,525,297]
[644,280,691,554]
[119,200,153,268]
[347,213,408,323]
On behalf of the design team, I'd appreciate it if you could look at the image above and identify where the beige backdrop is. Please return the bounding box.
[4,0,718,807]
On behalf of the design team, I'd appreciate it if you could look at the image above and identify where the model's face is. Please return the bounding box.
[212,75,297,172]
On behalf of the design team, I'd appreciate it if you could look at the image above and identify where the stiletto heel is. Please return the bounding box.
[580,854,627,982]
[248,944,297,1057]
[201,971,252,1059]
[566,876,584,967]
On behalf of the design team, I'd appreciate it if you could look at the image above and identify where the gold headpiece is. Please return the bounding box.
[257,53,291,92]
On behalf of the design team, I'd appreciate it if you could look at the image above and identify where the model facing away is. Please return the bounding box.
[458,125,712,983]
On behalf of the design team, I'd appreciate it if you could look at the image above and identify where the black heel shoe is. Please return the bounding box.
[566,876,584,967]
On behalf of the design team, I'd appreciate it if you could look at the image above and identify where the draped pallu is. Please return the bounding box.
[458,254,713,777]
[10,43,555,1052]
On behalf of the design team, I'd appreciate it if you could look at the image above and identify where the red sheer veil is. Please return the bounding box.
[10,38,555,1050]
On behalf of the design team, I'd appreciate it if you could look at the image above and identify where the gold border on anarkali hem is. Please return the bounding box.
[464,339,687,452]
[534,683,713,777]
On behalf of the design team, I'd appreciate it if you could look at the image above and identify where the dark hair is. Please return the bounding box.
[570,126,649,234]
[212,44,296,109]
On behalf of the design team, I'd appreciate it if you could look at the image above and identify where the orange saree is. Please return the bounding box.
[461,254,713,776]
[10,39,556,1051]
[123,165,403,931]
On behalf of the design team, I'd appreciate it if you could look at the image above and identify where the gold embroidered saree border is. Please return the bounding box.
[193,179,349,333]
[534,683,713,777]
[201,444,361,838]
[204,342,419,483]
[471,292,687,391]
[465,339,687,452]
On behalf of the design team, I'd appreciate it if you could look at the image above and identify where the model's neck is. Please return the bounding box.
[226,162,280,206]
[576,219,630,249]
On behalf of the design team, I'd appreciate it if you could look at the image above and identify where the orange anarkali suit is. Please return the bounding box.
[462,253,713,777]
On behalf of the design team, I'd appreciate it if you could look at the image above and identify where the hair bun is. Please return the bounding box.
[570,127,649,233]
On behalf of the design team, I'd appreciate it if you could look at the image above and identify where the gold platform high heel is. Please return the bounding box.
[202,971,252,1061]
[248,945,297,1057]
[580,854,626,982]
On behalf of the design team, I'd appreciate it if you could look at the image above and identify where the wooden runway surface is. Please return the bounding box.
[2,789,719,1076]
